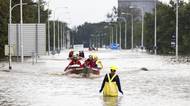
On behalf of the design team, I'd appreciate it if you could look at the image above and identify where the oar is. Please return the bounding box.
[64,64,70,72]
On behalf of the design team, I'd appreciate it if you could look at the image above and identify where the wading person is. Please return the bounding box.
[99,65,123,97]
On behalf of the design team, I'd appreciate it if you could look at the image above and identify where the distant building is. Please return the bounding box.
[118,0,155,13]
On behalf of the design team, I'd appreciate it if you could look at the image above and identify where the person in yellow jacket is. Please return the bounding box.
[99,65,123,96]
[93,55,103,69]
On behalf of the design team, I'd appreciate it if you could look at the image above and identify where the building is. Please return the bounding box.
[118,0,155,13]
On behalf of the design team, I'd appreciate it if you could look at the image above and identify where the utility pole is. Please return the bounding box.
[119,22,122,49]
[38,0,40,23]
[20,0,24,63]
[111,26,113,44]
[124,19,127,49]
[9,0,12,69]
[176,0,179,60]
[141,9,144,49]
[121,12,134,49]
[154,0,157,55]
[60,22,63,50]
[115,24,118,44]
[131,14,134,49]
[53,21,56,53]
[47,2,50,55]
[57,20,60,51]
[130,6,144,49]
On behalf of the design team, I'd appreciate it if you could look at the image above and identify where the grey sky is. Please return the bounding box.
[46,0,188,27]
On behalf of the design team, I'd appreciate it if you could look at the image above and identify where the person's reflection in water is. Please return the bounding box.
[102,96,123,106]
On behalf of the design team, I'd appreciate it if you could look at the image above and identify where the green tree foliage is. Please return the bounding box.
[71,22,108,47]
[144,1,190,55]
[0,0,9,58]
[70,1,190,55]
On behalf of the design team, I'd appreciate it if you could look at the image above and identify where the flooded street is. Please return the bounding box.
[0,49,190,106]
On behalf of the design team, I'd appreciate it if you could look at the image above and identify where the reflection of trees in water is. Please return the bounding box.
[102,96,123,106]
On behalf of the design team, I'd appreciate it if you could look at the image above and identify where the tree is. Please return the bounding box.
[144,0,190,55]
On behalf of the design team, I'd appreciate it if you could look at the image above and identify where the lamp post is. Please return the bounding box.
[103,25,110,45]
[119,21,122,49]
[51,20,55,54]
[38,0,40,23]
[57,20,60,51]
[52,7,67,54]
[108,23,114,44]
[130,6,144,49]
[154,0,157,55]
[47,1,51,55]
[60,22,63,50]
[9,1,37,65]
[9,0,12,69]
[111,26,114,44]
[56,19,65,53]
[121,12,134,49]
[176,0,179,60]
[20,0,24,63]
[62,23,65,49]
[9,1,28,68]
[115,24,118,44]
[118,17,127,49]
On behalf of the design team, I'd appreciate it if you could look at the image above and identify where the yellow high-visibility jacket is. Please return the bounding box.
[103,74,118,97]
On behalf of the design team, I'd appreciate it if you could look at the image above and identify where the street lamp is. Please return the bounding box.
[108,23,114,44]
[130,5,144,49]
[118,17,127,49]
[9,1,38,65]
[111,26,114,44]
[62,23,65,50]
[176,0,179,59]
[103,25,111,45]
[114,23,118,44]
[111,23,118,44]
[57,19,60,52]
[56,18,64,53]
[52,7,67,54]
[56,20,65,52]
[9,1,26,69]
[47,0,51,55]
[9,0,12,69]
[154,0,157,55]
[121,12,134,49]
[119,21,122,49]
[20,0,24,63]
[38,0,40,23]
[9,1,34,68]
[60,22,63,50]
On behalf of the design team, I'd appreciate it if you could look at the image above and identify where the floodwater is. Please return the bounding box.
[0,49,190,106]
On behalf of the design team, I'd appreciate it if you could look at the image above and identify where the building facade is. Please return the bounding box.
[118,0,155,13]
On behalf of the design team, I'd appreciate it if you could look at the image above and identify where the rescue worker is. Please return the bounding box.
[64,55,83,74]
[82,55,93,77]
[99,65,123,96]
[68,55,82,67]
[81,55,94,77]
[79,51,85,58]
[68,50,74,59]
[83,55,93,67]
[92,55,103,69]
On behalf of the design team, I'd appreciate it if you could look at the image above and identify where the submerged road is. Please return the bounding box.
[0,49,190,106]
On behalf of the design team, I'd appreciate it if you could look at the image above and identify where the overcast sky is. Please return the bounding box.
[46,0,188,28]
